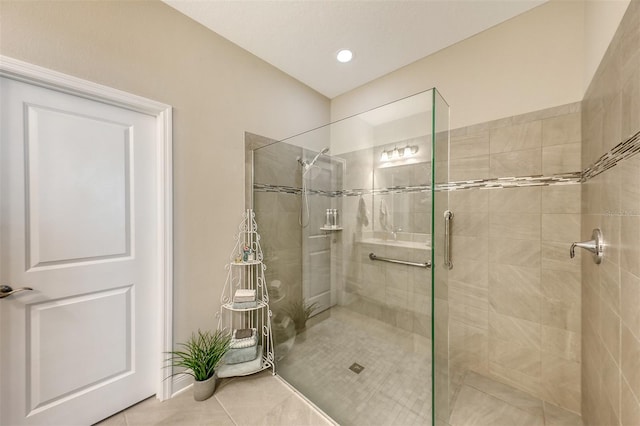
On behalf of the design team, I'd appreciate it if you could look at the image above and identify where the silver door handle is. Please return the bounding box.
[0,285,34,299]
[444,210,453,270]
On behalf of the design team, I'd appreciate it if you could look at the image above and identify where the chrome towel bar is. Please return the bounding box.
[369,252,431,268]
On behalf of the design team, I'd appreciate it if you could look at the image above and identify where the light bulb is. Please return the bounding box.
[381,151,389,161]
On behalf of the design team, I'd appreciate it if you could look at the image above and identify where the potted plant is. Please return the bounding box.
[282,300,319,333]
[166,329,231,401]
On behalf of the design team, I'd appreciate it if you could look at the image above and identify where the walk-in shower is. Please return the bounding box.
[251,89,450,425]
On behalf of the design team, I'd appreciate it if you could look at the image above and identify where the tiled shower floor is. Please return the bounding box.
[277,307,432,425]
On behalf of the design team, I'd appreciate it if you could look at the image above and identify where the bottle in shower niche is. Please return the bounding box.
[325,209,333,228]
[332,209,339,228]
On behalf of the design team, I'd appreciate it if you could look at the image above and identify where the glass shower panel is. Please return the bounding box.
[252,89,448,426]
[431,89,451,425]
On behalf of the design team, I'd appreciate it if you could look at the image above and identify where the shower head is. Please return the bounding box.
[307,147,330,168]
[298,147,330,172]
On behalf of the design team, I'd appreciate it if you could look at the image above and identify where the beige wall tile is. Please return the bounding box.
[541,269,581,332]
[602,347,622,423]
[450,155,490,181]
[451,235,489,262]
[542,326,580,363]
[490,148,542,177]
[490,213,541,240]
[622,377,640,426]
[450,279,488,311]
[542,112,581,147]
[542,185,581,214]
[542,142,582,175]
[490,121,542,153]
[489,264,541,322]
[600,301,621,364]
[620,155,640,216]
[451,211,489,238]
[489,187,541,213]
[542,353,581,413]
[490,309,541,350]
[490,337,541,377]
[621,216,640,277]
[450,131,490,160]
[622,324,640,403]
[449,258,489,287]
[449,189,489,213]
[490,238,542,267]
[621,270,640,338]
[542,213,581,243]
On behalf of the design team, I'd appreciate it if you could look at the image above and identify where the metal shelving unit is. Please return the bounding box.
[216,209,275,378]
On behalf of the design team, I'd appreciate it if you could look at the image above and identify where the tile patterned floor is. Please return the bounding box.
[277,307,432,426]
[96,371,333,426]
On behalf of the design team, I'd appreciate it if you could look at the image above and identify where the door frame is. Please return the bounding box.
[0,55,174,401]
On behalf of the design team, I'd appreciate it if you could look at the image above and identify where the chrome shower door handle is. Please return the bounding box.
[570,228,603,264]
[0,285,34,299]
[444,210,453,270]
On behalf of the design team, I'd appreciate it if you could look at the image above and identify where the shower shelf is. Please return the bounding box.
[320,226,343,231]
[216,209,275,379]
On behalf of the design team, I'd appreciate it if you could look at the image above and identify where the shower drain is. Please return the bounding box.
[349,362,365,374]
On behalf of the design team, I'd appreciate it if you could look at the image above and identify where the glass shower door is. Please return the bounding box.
[252,89,450,426]
[431,89,451,425]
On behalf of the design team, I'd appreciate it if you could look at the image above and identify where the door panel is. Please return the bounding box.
[0,76,157,425]
[26,105,131,267]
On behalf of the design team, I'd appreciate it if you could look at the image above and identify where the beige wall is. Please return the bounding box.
[331,0,585,129]
[0,0,330,349]
[583,0,631,91]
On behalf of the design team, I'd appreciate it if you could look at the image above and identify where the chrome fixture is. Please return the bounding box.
[380,145,418,162]
[369,252,431,269]
[298,147,329,174]
[570,228,603,264]
[0,285,33,299]
[444,210,453,269]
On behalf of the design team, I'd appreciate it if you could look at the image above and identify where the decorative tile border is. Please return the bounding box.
[581,129,640,182]
[254,128,640,196]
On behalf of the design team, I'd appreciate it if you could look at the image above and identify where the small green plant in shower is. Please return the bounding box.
[283,300,319,332]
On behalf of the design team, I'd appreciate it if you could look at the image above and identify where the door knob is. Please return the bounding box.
[0,285,34,299]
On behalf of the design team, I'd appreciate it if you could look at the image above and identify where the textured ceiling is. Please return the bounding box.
[164,0,547,99]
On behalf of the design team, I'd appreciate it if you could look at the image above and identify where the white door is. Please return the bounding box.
[0,77,158,425]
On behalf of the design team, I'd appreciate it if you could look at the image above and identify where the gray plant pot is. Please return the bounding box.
[193,375,216,401]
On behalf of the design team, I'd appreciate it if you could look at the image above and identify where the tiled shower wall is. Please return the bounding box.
[251,139,304,317]
[447,103,583,413]
[581,1,640,425]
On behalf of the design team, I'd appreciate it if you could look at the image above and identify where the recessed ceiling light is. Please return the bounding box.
[336,49,353,63]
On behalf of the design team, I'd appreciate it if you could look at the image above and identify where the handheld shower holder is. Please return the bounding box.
[570,228,603,264]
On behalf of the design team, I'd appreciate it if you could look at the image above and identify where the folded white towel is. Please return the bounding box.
[230,328,258,349]
[234,288,256,302]
[357,196,369,227]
